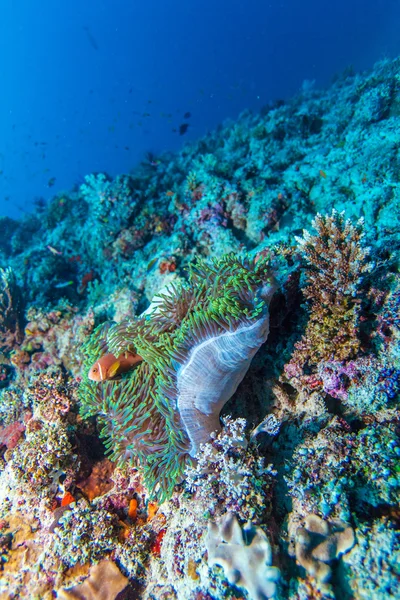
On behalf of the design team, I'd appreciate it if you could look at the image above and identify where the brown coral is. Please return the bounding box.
[285,210,372,390]
[294,514,355,582]
[57,559,128,600]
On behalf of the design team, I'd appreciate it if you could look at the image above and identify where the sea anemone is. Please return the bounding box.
[79,253,276,500]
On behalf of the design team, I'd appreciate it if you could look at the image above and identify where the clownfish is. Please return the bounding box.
[88,352,143,382]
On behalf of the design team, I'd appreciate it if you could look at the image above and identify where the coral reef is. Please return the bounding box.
[52,498,120,566]
[184,417,276,523]
[284,209,372,392]
[0,266,23,353]
[0,56,399,599]
[143,418,277,600]
[343,518,400,599]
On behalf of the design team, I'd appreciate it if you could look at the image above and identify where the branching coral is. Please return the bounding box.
[143,418,276,600]
[285,210,372,389]
[185,417,276,523]
[79,253,276,500]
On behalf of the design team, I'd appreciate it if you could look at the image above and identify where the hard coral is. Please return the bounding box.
[185,417,275,523]
[285,416,400,521]
[285,210,372,390]
[79,253,276,500]
[57,558,128,600]
[206,512,280,600]
[293,514,355,583]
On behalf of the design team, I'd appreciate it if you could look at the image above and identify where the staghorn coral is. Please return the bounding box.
[206,512,280,600]
[79,253,276,500]
[285,210,372,390]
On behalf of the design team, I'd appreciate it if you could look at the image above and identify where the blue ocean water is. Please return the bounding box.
[1,0,400,219]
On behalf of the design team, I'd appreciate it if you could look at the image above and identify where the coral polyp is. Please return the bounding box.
[79,253,276,499]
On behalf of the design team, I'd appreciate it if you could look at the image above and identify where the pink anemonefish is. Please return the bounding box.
[88,352,143,382]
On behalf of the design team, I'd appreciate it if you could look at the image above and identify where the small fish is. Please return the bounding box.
[183,112,191,119]
[54,281,74,289]
[47,245,63,256]
[88,352,143,382]
[147,257,158,271]
[319,169,327,179]
[179,123,189,135]
[83,25,99,50]
[48,177,56,187]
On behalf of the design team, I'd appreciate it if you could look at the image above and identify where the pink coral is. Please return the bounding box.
[0,420,25,449]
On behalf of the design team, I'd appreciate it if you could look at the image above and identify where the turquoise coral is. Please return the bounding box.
[79,253,276,500]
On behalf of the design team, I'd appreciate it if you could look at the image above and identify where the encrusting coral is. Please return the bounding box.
[79,253,276,500]
[206,512,280,600]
